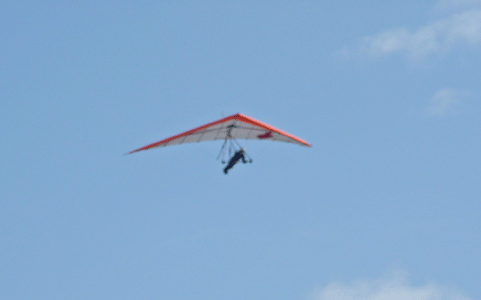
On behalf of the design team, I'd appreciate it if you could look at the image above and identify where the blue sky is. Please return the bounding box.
[1,1,480,299]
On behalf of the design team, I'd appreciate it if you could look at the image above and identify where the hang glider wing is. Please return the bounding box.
[129,113,311,154]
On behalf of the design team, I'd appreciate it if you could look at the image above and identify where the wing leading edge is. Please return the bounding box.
[129,113,311,154]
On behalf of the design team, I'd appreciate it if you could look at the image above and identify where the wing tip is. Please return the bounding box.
[125,149,138,155]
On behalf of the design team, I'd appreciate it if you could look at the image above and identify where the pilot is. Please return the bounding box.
[224,148,247,174]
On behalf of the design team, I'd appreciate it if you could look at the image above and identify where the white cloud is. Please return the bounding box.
[359,5,481,59]
[428,88,466,116]
[310,272,471,300]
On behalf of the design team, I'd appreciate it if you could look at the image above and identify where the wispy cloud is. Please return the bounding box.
[428,88,467,116]
[359,2,481,59]
[310,272,471,300]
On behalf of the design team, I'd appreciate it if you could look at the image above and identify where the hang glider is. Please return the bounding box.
[128,113,311,155]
